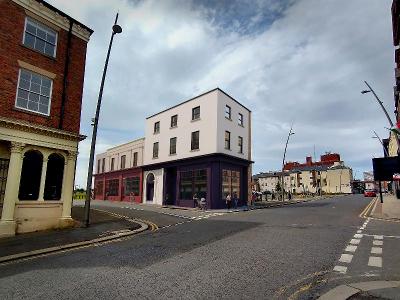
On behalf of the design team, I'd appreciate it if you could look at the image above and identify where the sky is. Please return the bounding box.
[47,0,395,187]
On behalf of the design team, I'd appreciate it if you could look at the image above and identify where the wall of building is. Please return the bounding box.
[216,91,251,160]
[0,0,89,134]
[95,138,144,174]
[144,91,219,165]
[326,168,353,194]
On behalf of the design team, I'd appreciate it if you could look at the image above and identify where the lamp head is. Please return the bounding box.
[361,90,371,94]
[112,24,122,34]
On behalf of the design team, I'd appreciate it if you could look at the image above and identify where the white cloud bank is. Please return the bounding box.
[47,0,395,186]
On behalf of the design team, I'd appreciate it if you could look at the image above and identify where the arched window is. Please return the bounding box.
[19,150,43,200]
[44,153,65,200]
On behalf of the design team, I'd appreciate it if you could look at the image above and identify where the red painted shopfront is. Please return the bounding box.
[94,167,143,203]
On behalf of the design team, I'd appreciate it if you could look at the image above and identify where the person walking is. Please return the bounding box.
[233,192,239,209]
[226,193,232,210]
[193,193,199,209]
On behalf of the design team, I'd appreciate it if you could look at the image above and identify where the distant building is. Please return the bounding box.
[254,161,353,195]
[0,0,92,237]
[284,153,341,171]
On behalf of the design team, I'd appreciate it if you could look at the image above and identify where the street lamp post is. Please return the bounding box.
[84,14,122,227]
[372,130,389,157]
[362,81,400,203]
[361,81,400,151]
[281,126,294,201]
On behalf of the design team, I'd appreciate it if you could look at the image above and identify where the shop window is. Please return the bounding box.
[179,169,207,200]
[19,150,43,200]
[124,177,140,196]
[106,179,119,196]
[95,180,104,196]
[222,169,241,198]
[44,153,64,200]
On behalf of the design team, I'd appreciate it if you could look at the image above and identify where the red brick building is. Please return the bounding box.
[284,153,341,171]
[0,0,92,237]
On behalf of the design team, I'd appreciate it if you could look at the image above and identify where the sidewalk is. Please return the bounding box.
[0,207,146,262]
[318,281,400,300]
[370,194,400,221]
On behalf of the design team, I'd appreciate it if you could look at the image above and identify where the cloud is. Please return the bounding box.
[47,0,394,186]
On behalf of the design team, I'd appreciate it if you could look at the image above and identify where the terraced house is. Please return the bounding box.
[0,0,92,237]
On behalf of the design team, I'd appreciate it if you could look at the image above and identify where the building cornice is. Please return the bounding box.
[12,0,93,42]
[0,116,86,142]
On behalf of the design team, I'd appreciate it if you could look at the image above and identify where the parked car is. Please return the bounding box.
[364,189,376,197]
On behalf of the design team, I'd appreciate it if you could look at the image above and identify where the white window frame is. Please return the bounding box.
[14,68,53,116]
[23,17,58,58]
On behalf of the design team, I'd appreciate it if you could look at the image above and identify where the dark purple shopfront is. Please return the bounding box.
[144,154,251,209]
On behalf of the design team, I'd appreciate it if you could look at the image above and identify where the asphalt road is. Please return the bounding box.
[0,195,398,299]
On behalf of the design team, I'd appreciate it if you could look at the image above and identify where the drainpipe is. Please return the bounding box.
[59,19,73,130]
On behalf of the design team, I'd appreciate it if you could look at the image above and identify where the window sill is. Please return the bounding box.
[153,132,160,135]
[20,43,57,61]
[225,117,232,121]
[238,124,245,128]
[191,118,201,122]
[225,148,232,151]
[190,149,200,152]
[170,126,177,129]
[13,106,51,118]
[152,157,159,159]
[169,153,177,156]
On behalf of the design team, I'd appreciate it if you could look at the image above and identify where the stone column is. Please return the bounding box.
[0,142,25,237]
[60,151,77,227]
[38,155,49,201]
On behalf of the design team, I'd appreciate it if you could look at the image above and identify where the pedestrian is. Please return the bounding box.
[200,197,206,210]
[233,192,239,209]
[288,191,292,201]
[193,193,199,208]
[226,193,232,210]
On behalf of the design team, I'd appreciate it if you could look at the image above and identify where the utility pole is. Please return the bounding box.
[84,13,122,227]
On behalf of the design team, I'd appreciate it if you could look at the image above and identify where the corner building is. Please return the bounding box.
[143,88,252,209]
[0,0,92,236]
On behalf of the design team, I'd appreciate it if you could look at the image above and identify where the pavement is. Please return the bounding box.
[0,206,147,263]
[370,194,400,221]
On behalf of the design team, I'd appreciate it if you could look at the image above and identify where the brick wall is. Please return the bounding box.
[0,0,88,134]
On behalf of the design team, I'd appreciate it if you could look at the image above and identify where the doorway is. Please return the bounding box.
[146,173,155,202]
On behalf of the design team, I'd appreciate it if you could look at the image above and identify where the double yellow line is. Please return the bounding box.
[359,197,377,218]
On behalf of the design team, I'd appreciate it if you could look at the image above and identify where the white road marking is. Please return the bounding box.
[360,226,365,230]
[354,234,363,239]
[368,256,382,268]
[373,240,383,246]
[333,265,347,274]
[357,230,362,233]
[350,239,361,245]
[371,247,382,254]
[374,235,383,240]
[345,245,357,252]
[339,254,353,263]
